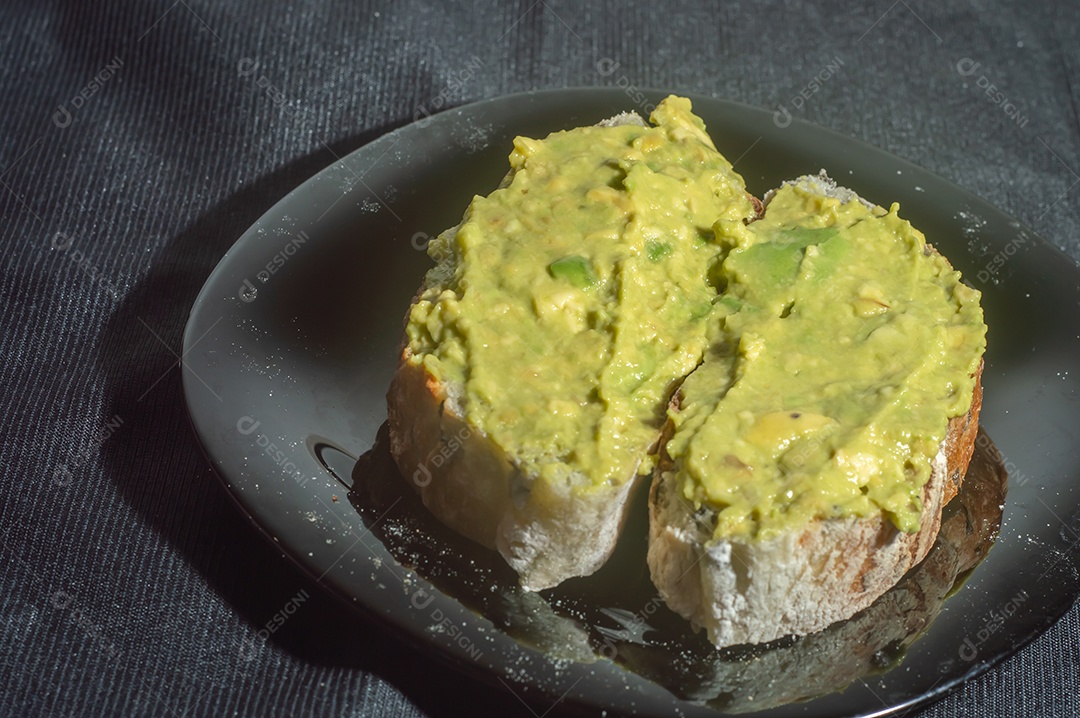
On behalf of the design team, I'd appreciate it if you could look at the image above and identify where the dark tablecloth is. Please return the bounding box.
[2,1,1078,716]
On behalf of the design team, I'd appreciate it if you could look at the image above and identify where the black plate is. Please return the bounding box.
[182,88,1080,717]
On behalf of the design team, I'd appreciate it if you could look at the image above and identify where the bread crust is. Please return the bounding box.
[386,348,645,591]
[943,365,983,504]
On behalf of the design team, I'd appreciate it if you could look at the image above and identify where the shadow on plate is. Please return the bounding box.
[351,425,1006,713]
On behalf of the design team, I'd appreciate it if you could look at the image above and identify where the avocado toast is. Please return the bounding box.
[387,98,757,590]
[648,173,984,646]
[387,96,986,644]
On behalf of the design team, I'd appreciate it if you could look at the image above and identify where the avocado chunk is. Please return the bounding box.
[547,255,596,288]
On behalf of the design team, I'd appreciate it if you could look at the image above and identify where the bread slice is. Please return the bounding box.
[386,345,645,591]
[387,102,757,591]
[617,425,1001,710]
[646,174,985,647]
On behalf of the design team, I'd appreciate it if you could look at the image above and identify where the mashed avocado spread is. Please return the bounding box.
[405,96,986,538]
[667,184,985,540]
[407,97,755,491]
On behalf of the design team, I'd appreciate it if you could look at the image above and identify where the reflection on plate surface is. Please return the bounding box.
[352,424,1006,712]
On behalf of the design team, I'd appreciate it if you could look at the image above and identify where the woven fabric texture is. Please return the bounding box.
[1,1,1078,716]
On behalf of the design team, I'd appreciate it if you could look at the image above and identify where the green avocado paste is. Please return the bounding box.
[406,96,756,492]
[666,183,985,540]
[404,95,986,537]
